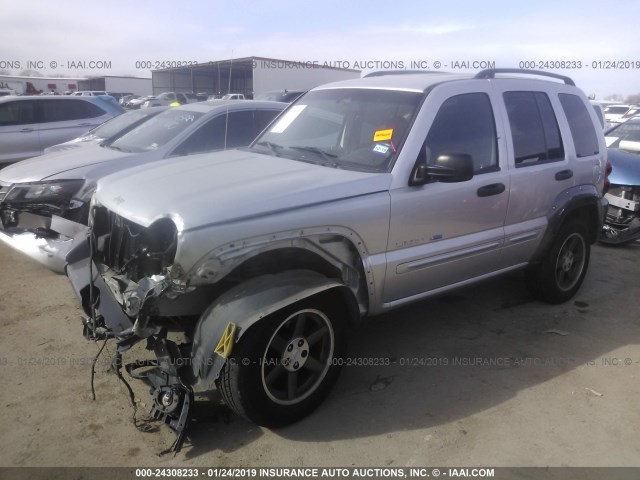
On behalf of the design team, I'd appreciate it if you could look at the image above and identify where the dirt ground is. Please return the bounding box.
[0,239,639,468]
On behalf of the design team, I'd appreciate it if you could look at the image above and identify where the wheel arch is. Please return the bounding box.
[530,184,604,265]
[190,269,359,392]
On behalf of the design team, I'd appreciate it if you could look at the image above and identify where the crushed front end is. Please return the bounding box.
[66,205,197,452]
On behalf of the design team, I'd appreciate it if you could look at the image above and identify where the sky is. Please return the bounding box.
[1,0,639,99]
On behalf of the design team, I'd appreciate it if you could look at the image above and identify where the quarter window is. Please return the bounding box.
[424,93,498,173]
[504,91,564,166]
[559,93,599,158]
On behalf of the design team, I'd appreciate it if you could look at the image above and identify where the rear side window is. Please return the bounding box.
[424,93,498,173]
[0,101,35,125]
[39,100,105,122]
[559,93,599,157]
[504,91,564,166]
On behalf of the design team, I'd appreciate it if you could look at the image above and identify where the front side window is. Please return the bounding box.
[252,88,423,172]
[504,91,564,166]
[171,109,282,156]
[424,93,498,173]
[109,109,204,153]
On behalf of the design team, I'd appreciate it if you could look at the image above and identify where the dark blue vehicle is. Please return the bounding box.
[602,117,640,244]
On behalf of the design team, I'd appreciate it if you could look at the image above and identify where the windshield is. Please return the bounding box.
[251,88,423,172]
[606,120,640,153]
[622,107,640,118]
[109,109,203,153]
[255,91,305,102]
[604,106,630,115]
[92,109,160,139]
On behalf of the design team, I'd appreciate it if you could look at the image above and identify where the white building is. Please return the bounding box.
[0,75,86,95]
[0,74,151,96]
[151,56,361,97]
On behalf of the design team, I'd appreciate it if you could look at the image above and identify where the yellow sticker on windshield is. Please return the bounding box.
[373,129,393,141]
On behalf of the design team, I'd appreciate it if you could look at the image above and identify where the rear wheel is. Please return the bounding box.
[219,291,348,427]
[526,220,590,304]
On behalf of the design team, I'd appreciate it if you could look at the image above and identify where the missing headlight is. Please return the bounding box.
[94,209,178,280]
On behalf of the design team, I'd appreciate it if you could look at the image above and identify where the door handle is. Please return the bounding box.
[19,128,34,133]
[477,183,506,197]
[555,169,573,181]
[76,123,93,127]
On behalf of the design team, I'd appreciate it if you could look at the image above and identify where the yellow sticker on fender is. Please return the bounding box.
[373,129,393,141]
[214,322,237,358]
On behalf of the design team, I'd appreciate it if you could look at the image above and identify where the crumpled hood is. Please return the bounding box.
[0,145,132,184]
[608,148,640,186]
[96,149,392,231]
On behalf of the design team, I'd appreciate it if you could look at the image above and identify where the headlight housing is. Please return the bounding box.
[4,179,85,204]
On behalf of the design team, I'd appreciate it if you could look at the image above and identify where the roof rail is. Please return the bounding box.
[474,68,575,86]
[363,70,448,78]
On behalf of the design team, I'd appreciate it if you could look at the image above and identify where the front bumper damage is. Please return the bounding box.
[0,182,90,272]
[0,213,86,272]
[65,224,199,453]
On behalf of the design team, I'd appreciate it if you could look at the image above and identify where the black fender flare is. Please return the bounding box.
[530,184,606,265]
[190,269,359,391]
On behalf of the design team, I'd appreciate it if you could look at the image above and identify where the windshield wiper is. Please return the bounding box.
[289,146,337,159]
[288,146,341,167]
[255,141,284,156]
[108,145,127,152]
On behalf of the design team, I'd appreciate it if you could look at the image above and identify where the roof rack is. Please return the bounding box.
[363,70,448,78]
[474,68,575,86]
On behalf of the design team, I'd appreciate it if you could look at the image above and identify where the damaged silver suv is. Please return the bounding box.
[66,69,609,450]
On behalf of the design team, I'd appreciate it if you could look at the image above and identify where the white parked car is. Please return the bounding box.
[603,104,632,123]
[73,91,109,97]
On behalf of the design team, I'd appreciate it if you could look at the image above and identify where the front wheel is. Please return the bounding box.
[218,291,348,427]
[526,220,591,304]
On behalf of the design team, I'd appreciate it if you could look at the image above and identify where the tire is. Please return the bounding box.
[218,290,348,427]
[526,220,590,304]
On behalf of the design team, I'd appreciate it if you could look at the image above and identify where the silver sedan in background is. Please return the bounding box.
[0,100,287,271]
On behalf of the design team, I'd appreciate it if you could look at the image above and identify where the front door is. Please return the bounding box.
[384,85,509,304]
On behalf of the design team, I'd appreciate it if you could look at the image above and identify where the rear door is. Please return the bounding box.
[0,99,39,163]
[495,87,577,267]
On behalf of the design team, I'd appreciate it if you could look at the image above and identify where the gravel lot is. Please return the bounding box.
[0,239,639,468]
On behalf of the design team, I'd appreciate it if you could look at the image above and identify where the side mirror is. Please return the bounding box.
[410,153,474,186]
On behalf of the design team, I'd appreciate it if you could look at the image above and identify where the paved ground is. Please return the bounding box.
[0,239,639,467]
